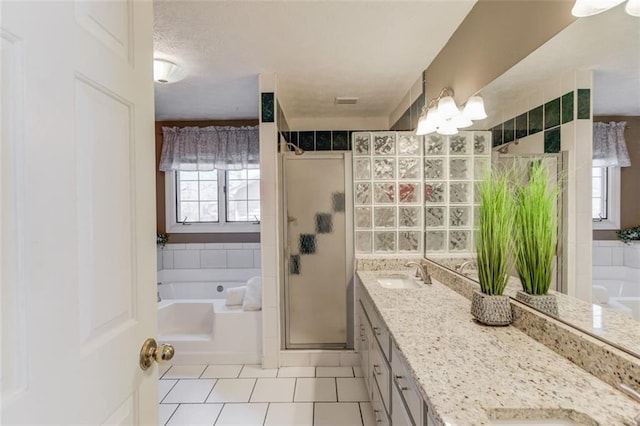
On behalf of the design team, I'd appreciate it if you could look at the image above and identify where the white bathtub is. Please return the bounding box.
[158,281,262,365]
[593,266,640,320]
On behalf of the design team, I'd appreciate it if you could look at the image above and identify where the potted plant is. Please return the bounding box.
[513,160,559,316]
[471,167,515,326]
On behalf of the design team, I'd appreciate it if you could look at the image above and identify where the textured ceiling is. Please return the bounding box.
[478,4,640,120]
[153,0,477,122]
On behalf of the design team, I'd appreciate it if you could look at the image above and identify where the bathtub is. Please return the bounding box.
[158,281,262,365]
[593,266,640,320]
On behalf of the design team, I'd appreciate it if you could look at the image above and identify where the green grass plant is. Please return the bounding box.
[475,167,516,296]
[514,160,558,295]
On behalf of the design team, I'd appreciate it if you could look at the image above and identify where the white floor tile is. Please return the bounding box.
[158,364,172,378]
[360,402,376,426]
[162,365,207,379]
[264,403,313,426]
[158,379,177,402]
[206,378,256,403]
[314,402,363,426]
[294,378,337,402]
[337,378,369,402]
[250,378,296,402]
[201,364,243,379]
[279,351,311,367]
[278,366,316,378]
[308,352,340,367]
[316,367,354,378]
[214,402,268,425]
[166,404,223,425]
[239,364,279,378]
[353,366,363,378]
[159,404,178,426]
[163,379,217,403]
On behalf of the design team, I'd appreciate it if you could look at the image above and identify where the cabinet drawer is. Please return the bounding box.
[391,344,422,425]
[371,374,390,426]
[371,342,390,414]
[391,380,415,426]
[361,296,390,360]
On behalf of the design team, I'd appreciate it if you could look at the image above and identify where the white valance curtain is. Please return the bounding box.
[159,125,259,171]
[593,121,631,167]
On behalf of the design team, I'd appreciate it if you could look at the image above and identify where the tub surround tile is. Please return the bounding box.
[226,249,255,268]
[355,266,640,425]
[163,379,217,403]
[162,365,207,379]
[173,249,201,269]
[200,249,227,268]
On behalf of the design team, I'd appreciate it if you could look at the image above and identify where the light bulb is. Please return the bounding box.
[626,0,640,16]
[416,114,429,136]
[571,0,625,17]
[463,96,488,120]
[451,113,473,129]
[437,120,458,136]
[423,106,441,135]
[437,96,461,120]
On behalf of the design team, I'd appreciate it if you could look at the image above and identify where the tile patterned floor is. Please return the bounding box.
[159,364,373,425]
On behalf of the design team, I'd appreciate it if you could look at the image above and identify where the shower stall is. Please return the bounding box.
[281,152,353,349]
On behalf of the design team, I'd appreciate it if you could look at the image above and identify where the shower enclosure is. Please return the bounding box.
[281,152,353,349]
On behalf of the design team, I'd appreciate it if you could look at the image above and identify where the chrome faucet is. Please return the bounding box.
[457,260,476,275]
[404,261,432,285]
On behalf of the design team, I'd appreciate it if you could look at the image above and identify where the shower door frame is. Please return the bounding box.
[280,151,354,350]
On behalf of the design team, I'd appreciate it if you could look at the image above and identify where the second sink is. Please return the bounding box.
[376,274,421,289]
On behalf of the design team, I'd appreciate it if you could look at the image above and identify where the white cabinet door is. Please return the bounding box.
[2,1,157,424]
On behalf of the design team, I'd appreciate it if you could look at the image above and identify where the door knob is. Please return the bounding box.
[139,338,174,371]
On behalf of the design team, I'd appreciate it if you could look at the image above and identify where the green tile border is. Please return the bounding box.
[562,91,574,124]
[544,127,561,153]
[529,105,544,135]
[515,113,528,139]
[261,92,274,123]
[544,97,561,129]
[577,89,591,119]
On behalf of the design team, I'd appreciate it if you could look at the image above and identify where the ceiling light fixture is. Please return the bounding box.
[416,87,487,136]
[571,0,638,16]
[153,59,186,84]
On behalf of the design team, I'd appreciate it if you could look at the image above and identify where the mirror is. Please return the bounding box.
[424,5,640,358]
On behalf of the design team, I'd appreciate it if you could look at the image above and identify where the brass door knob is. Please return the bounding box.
[139,338,174,371]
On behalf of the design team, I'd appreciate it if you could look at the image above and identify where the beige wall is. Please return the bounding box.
[155,119,260,243]
[593,116,640,240]
[423,0,576,104]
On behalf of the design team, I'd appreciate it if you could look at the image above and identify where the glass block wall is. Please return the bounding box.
[353,132,424,254]
[352,130,492,255]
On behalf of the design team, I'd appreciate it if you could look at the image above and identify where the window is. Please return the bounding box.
[166,168,260,233]
[592,166,620,230]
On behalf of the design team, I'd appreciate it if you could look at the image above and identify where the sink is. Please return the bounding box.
[376,274,420,289]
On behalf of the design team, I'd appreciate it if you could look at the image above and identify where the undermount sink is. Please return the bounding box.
[376,274,421,289]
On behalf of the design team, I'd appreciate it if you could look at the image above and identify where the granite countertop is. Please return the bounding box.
[356,269,640,426]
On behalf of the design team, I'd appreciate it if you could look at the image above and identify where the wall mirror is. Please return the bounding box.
[423,5,640,358]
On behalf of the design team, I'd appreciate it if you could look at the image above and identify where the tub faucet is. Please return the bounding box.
[405,261,432,285]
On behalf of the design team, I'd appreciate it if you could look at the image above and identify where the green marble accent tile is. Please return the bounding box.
[578,88,591,119]
[289,131,298,145]
[529,105,543,135]
[503,118,515,143]
[332,131,349,150]
[261,92,274,123]
[544,97,560,129]
[544,127,561,153]
[299,131,315,151]
[516,113,528,139]
[492,124,503,147]
[316,131,332,150]
[562,91,574,124]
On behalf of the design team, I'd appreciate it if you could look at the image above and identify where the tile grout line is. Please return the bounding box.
[164,403,179,426]
[159,379,180,404]
[202,378,218,404]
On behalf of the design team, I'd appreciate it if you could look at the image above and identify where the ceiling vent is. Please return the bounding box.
[335,97,359,105]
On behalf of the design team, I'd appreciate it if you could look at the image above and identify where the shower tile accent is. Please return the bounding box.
[332,193,345,212]
[356,207,372,229]
[398,158,420,179]
[355,159,371,180]
[316,131,332,151]
[515,113,528,139]
[491,124,503,147]
[424,134,445,155]
[290,255,301,275]
[374,207,396,228]
[373,133,396,155]
[374,183,395,203]
[398,207,420,228]
[449,230,471,251]
[332,131,349,150]
[315,214,333,234]
[562,91,574,124]
[374,159,395,179]
[577,88,590,119]
[425,207,445,228]
[503,118,515,143]
[298,132,315,151]
[353,131,423,254]
[299,234,316,255]
[529,106,544,135]
[544,97,561,129]
[398,231,420,252]
[424,182,445,204]
[424,159,445,180]
[544,127,561,154]
[374,231,396,252]
[261,92,274,123]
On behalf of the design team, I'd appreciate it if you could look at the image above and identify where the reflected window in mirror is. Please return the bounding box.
[592,166,620,230]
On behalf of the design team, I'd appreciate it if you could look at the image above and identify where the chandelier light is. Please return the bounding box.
[416,87,487,136]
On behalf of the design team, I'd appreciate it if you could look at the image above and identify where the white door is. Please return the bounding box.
[1,1,158,424]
